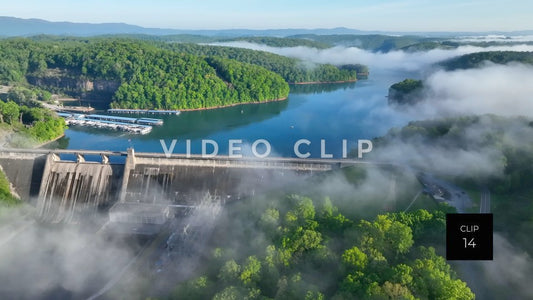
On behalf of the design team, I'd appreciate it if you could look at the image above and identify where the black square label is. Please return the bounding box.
[446,213,493,260]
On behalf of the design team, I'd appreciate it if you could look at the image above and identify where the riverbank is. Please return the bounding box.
[35,133,65,149]
[0,127,64,149]
[289,79,357,85]
[116,96,289,113]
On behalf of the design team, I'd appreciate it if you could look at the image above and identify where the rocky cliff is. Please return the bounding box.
[26,68,120,101]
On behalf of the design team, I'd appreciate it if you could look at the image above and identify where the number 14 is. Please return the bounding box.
[463,238,476,248]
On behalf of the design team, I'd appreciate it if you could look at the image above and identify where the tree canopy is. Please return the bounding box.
[0,37,369,110]
[0,39,290,110]
[171,194,473,299]
[440,51,533,71]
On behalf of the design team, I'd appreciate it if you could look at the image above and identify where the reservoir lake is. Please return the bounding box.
[48,69,416,159]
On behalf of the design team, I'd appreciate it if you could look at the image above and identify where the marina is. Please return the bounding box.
[56,112,164,134]
[107,108,181,115]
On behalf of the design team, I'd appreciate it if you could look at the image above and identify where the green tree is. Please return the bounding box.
[212,286,246,300]
[218,260,241,284]
[240,256,261,286]
[342,246,368,270]
[170,276,212,300]
[381,281,416,300]
[359,215,414,260]
[411,247,474,300]
[1,100,20,124]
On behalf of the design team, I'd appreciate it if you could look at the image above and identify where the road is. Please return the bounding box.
[480,188,491,213]
[41,102,94,113]
[416,172,473,213]
[451,187,492,299]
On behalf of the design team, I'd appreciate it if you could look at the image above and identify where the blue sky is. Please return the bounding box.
[2,0,532,31]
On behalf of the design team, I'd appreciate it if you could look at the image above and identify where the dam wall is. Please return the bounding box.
[36,154,124,223]
[0,148,354,224]
[0,151,47,202]
[118,151,333,205]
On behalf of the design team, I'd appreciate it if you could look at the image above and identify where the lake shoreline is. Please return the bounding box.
[35,133,66,149]
[289,79,357,85]
[148,97,289,112]
[104,81,360,113]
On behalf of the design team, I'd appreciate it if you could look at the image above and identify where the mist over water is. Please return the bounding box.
[213,41,533,71]
[52,41,533,165]
[0,216,138,299]
[28,38,533,298]
[56,70,414,158]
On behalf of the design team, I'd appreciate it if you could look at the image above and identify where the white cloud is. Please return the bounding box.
[403,63,533,118]
[212,41,533,71]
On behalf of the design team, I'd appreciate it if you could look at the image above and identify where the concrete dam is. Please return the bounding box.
[0,148,356,228]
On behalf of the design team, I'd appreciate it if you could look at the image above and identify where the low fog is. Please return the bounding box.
[213,41,533,71]
[214,41,533,118]
[0,193,226,299]
[370,114,533,180]
[453,35,533,43]
[403,63,533,118]
[208,41,533,299]
[212,40,533,179]
[480,234,533,299]
[0,213,137,299]
[1,38,532,299]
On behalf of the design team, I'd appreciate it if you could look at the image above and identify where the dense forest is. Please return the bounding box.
[281,35,533,52]
[108,47,290,109]
[375,115,533,258]
[0,99,66,146]
[376,115,533,192]
[0,37,368,109]
[387,79,424,105]
[387,51,533,106]
[160,43,364,83]
[440,51,533,70]
[287,34,438,52]
[0,38,290,109]
[217,37,331,49]
[171,192,472,299]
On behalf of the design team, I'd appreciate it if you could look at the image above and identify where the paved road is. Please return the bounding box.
[480,188,491,213]
[416,172,472,213]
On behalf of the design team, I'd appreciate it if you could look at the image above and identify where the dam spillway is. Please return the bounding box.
[0,151,47,201]
[118,150,337,205]
[36,154,123,223]
[0,148,366,225]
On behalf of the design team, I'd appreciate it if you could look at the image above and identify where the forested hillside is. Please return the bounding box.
[216,36,331,49]
[440,51,533,70]
[0,98,66,147]
[288,34,437,52]
[387,51,533,106]
[161,43,363,83]
[388,79,424,105]
[171,194,472,299]
[375,114,533,262]
[0,39,290,109]
[0,37,369,109]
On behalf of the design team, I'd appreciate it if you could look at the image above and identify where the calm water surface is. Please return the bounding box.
[49,70,415,159]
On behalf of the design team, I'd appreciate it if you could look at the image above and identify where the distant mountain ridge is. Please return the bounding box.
[0,16,366,37]
[0,16,176,36]
[1,16,532,37]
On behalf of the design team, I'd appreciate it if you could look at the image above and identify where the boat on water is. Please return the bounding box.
[57,113,154,134]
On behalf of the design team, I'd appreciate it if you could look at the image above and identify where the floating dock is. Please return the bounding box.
[65,118,152,135]
[137,118,164,126]
[58,113,163,126]
[107,108,181,115]
[57,113,160,134]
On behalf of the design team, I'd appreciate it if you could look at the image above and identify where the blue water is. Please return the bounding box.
[50,70,413,158]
